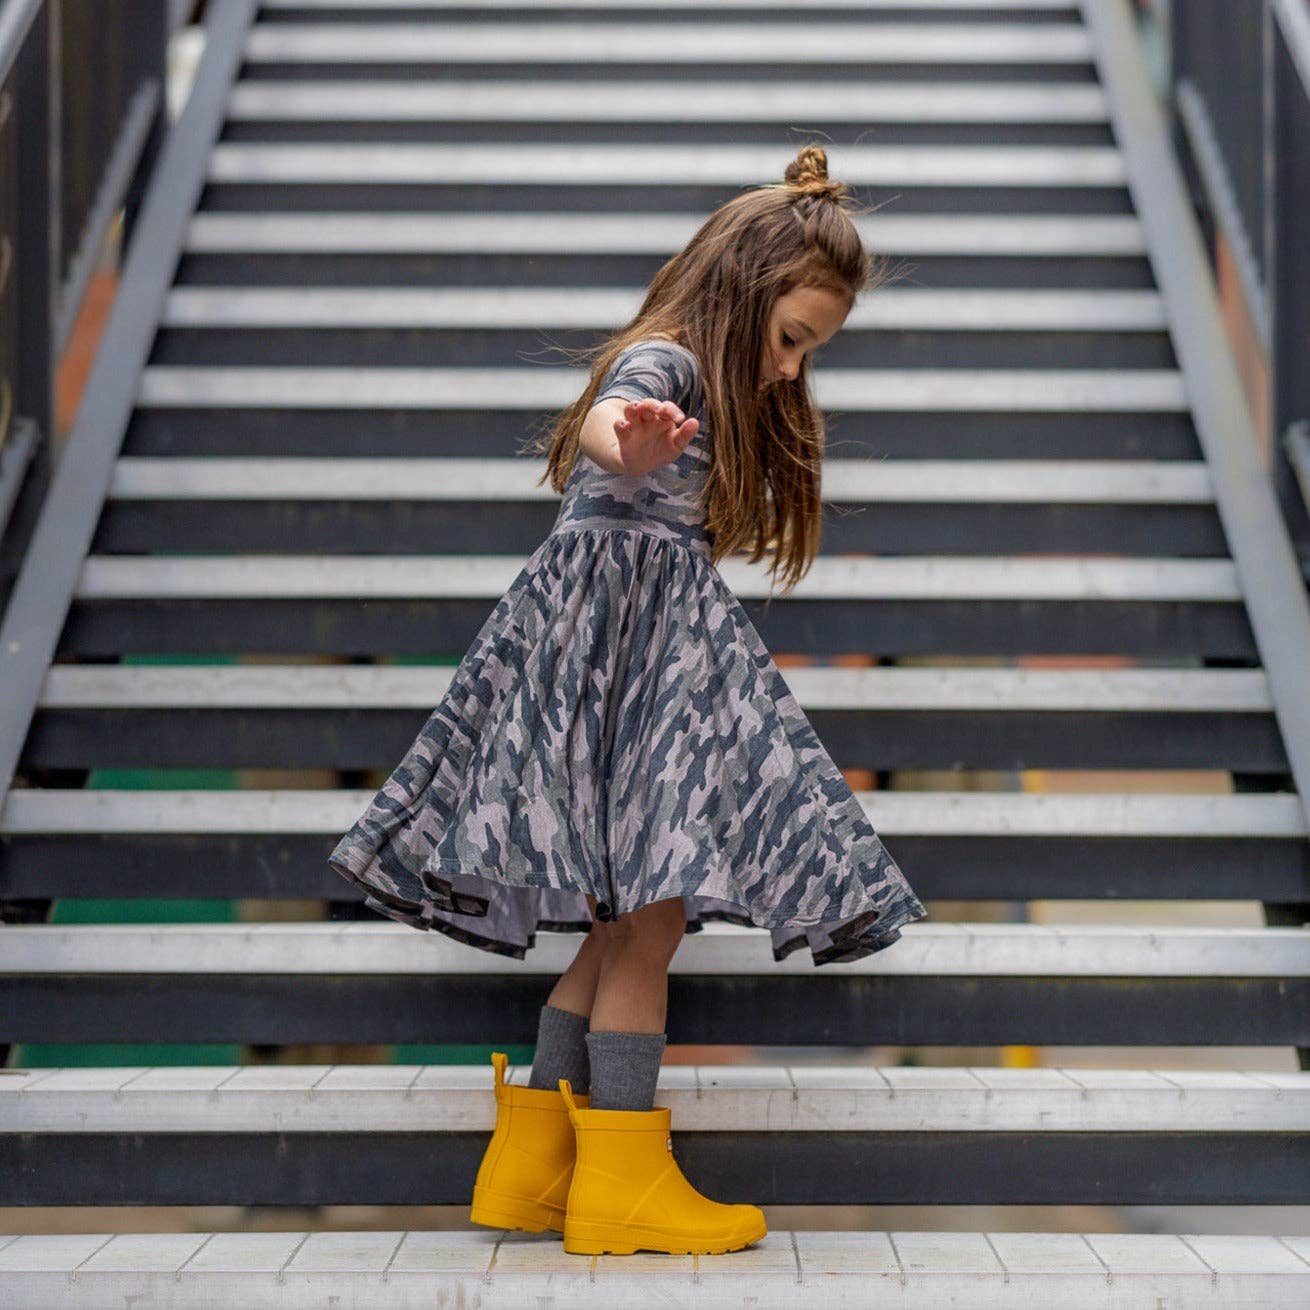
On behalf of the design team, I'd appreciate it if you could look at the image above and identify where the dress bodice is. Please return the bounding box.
[548,339,714,560]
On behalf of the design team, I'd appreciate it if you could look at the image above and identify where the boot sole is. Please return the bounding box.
[562,1215,768,1256]
[470,1184,564,1235]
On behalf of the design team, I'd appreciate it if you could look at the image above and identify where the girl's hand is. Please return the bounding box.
[612,398,699,476]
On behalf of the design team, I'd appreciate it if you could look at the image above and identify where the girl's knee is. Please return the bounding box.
[599,896,686,955]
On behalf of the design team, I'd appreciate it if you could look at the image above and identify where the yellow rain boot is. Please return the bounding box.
[557,1077,767,1256]
[469,1050,591,1234]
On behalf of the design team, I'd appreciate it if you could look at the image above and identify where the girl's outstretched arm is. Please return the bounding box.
[579,396,699,476]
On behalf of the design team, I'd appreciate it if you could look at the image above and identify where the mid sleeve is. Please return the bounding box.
[594,340,703,416]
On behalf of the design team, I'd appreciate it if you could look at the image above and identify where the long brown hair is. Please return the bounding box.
[520,144,884,595]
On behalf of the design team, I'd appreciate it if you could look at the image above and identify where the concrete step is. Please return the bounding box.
[134,364,1185,411]
[7,1061,1306,1133]
[56,550,1255,658]
[7,784,1303,838]
[226,78,1111,125]
[6,788,1303,905]
[109,452,1204,502]
[241,20,1095,68]
[158,286,1167,331]
[3,1063,1305,1206]
[24,661,1288,774]
[1,1228,1307,1308]
[1,919,1305,1046]
[35,660,1260,710]
[261,0,1084,13]
[185,210,1149,257]
[3,918,1305,977]
[100,450,1223,555]
[150,287,1173,368]
[205,141,1126,189]
[72,550,1236,601]
[177,210,1156,294]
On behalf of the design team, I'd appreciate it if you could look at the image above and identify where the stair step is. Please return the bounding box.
[135,364,1189,413]
[109,457,1206,502]
[5,1063,1306,1133]
[26,664,1288,774]
[242,22,1095,67]
[6,789,1303,905]
[6,786,1303,837]
[152,288,1174,369]
[3,921,1305,977]
[58,553,1252,658]
[227,79,1111,124]
[179,211,1156,293]
[36,663,1264,711]
[136,365,1184,410]
[262,0,1084,12]
[101,456,1216,557]
[207,141,1125,188]
[72,553,1239,601]
[4,917,1303,1045]
[185,211,1149,256]
[1,1229,1307,1308]
[159,286,1167,332]
[4,1061,1306,1206]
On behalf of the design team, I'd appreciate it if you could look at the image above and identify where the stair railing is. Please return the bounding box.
[0,0,177,616]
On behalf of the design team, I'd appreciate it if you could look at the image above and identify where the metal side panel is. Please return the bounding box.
[0,0,260,802]
[1082,0,1310,834]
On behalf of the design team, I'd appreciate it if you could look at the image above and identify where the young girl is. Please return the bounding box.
[328,143,928,1257]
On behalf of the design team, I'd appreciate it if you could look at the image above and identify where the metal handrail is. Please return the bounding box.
[1165,0,1310,566]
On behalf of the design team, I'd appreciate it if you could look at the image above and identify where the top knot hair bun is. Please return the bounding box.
[783,145,848,203]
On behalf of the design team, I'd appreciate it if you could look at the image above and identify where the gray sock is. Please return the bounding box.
[585,1029,668,1111]
[527,1003,591,1095]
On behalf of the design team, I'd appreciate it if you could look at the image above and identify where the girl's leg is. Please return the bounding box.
[542,892,686,1023]
[589,896,687,1032]
[543,894,608,1017]
[585,896,687,1112]
[526,895,608,1093]
[529,895,685,1101]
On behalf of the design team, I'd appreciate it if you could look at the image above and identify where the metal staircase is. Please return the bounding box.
[1,0,1308,1302]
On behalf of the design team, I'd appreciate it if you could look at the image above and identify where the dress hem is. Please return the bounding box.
[327,848,928,968]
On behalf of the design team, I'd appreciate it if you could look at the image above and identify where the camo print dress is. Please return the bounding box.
[328,338,928,965]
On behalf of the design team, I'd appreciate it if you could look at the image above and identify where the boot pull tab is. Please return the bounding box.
[490,1050,508,1090]
[557,1077,577,1113]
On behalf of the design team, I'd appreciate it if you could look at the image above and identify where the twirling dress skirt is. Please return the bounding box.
[328,338,929,965]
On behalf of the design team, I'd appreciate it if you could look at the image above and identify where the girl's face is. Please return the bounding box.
[759,285,850,390]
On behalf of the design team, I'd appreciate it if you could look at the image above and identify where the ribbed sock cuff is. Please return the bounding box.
[527,1003,591,1095]
[585,1028,668,1111]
